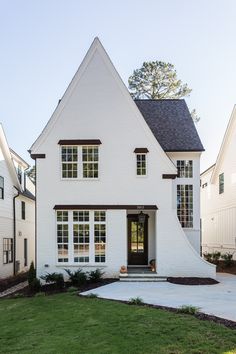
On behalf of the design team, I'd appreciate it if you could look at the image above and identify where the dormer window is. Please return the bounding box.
[177,160,193,178]
[0,176,4,199]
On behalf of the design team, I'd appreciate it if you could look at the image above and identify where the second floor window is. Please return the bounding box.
[177,160,193,178]
[219,173,224,194]
[82,146,99,178]
[21,201,26,220]
[61,146,78,178]
[136,154,147,176]
[0,176,4,199]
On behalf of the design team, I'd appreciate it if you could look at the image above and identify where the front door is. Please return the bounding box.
[128,214,148,265]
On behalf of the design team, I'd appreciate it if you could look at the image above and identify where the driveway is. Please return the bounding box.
[82,273,236,321]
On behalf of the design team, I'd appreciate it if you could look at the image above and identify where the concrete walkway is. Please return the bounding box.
[82,273,236,322]
[0,281,28,298]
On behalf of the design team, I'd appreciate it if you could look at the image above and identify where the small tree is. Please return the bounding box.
[26,165,36,184]
[28,261,36,285]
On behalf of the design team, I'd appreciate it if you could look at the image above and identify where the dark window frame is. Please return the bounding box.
[3,238,13,264]
[219,173,224,194]
[21,201,26,220]
[0,176,4,199]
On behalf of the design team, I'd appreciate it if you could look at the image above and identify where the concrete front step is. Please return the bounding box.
[119,273,167,282]
[120,277,167,282]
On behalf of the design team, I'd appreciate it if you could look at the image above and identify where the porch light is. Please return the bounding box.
[138,211,146,225]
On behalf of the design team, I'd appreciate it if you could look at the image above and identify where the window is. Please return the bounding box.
[219,173,224,194]
[82,146,99,178]
[136,154,147,176]
[73,211,90,262]
[94,211,106,263]
[177,160,193,178]
[202,182,208,189]
[61,145,99,179]
[17,166,22,184]
[0,176,4,199]
[177,185,193,228]
[56,210,106,263]
[3,238,13,264]
[56,211,69,262]
[61,146,78,178]
[21,201,25,220]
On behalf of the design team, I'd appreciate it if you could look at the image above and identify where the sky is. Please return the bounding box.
[0,0,236,171]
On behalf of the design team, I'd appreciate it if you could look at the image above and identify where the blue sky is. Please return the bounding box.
[0,0,236,171]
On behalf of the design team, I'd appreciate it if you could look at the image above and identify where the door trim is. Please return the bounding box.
[127,214,148,265]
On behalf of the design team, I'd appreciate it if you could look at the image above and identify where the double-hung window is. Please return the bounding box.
[177,184,193,228]
[136,154,147,176]
[94,211,106,263]
[3,238,13,264]
[57,211,69,262]
[0,176,4,199]
[177,160,193,178]
[73,211,90,262]
[61,145,99,179]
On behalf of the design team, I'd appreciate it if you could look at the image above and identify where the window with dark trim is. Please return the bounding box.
[177,160,193,178]
[219,173,224,194]
[21,201,26,220]
[3,238,13,264]
[0,176,4,199]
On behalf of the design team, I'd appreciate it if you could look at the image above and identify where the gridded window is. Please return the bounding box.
[94,211,106,222]
[3,238,13,264]
[219,173,224,194]
[82,146,99,178]
[61,146,78,178]
[73,224,90,262]
[177,185,193,228]
[177,160,193,178]
[136,154,146,176]
[0,176,4,199]
[94,219,106,263]
[73,211,89,222]
[57,211,69,262]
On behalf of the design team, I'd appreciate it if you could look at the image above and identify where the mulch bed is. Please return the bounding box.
[167,277,219,285]
[80,295,236,330]
[0,272,28,292]
[217,260,236,275]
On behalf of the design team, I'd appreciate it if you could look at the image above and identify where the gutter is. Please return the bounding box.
[13,187,20,275]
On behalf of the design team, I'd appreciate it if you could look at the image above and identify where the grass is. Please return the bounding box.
[0,294,236,354]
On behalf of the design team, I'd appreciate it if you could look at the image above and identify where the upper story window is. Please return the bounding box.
[21,201,26,220]
[17,166,22,184]
[136,154,147,176]
[202,182,208,189]
[61,145,99,179]
[0,176,4,199]
[177,160,193,178]
[219,173,224,194]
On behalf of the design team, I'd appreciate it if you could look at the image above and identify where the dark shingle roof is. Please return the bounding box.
[20,189,35,201]
[135,99,204,152]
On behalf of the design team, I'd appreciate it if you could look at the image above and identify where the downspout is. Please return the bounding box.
[13,187,20,275]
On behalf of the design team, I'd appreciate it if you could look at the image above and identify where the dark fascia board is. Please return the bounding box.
[134,148,149,153]
[162,174,177,179]
[165,149,205,152]
[30,154,46,160]
[58,139,102,145]
[54,205,158,210]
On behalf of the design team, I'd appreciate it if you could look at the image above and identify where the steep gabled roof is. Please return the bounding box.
[135,99,204,152]
[0,124,22,191]
[210,105,236,183]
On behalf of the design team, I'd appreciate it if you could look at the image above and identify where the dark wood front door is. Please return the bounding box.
[128,214,148,265]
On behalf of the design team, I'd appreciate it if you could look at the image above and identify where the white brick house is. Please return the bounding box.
[0,124,35,279]
[201,106,236,258]
[29,38,215,279]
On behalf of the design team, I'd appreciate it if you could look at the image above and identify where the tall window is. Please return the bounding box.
[57,211,69,262]
[136,154,147,176]
[82,146,99,178]
[21,201,26,220]
[219,173,224,194]
[177,185,193,228]
[73,211,90,262]
[61,146,78,178]
[3,238,13,264]
[0,176,4,199]
[94,211,106,263]
[177,160,193,178]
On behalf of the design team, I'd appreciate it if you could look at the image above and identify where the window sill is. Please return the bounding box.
[61,178,100,181]
[56,263,107,267]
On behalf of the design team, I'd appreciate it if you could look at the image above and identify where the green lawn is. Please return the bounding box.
[0,293,236,354]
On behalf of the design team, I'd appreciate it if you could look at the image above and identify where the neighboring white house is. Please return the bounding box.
[29,38,215,279]
[201,106,236,258]
[0,124,35,279]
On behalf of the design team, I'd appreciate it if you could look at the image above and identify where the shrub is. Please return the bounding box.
[29,278,41,292]
[86,293,98,298]
[41,272,64,289]
[64,269,87,286]
[203,252,213,263]
[129,297,144,305]
[67,286,78,293]
[212,251,221,265]
[28,261,36,285]
[88,269,104,283]
[177,305,200,315]
[34,292,45,297]
[221,252,234,267]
